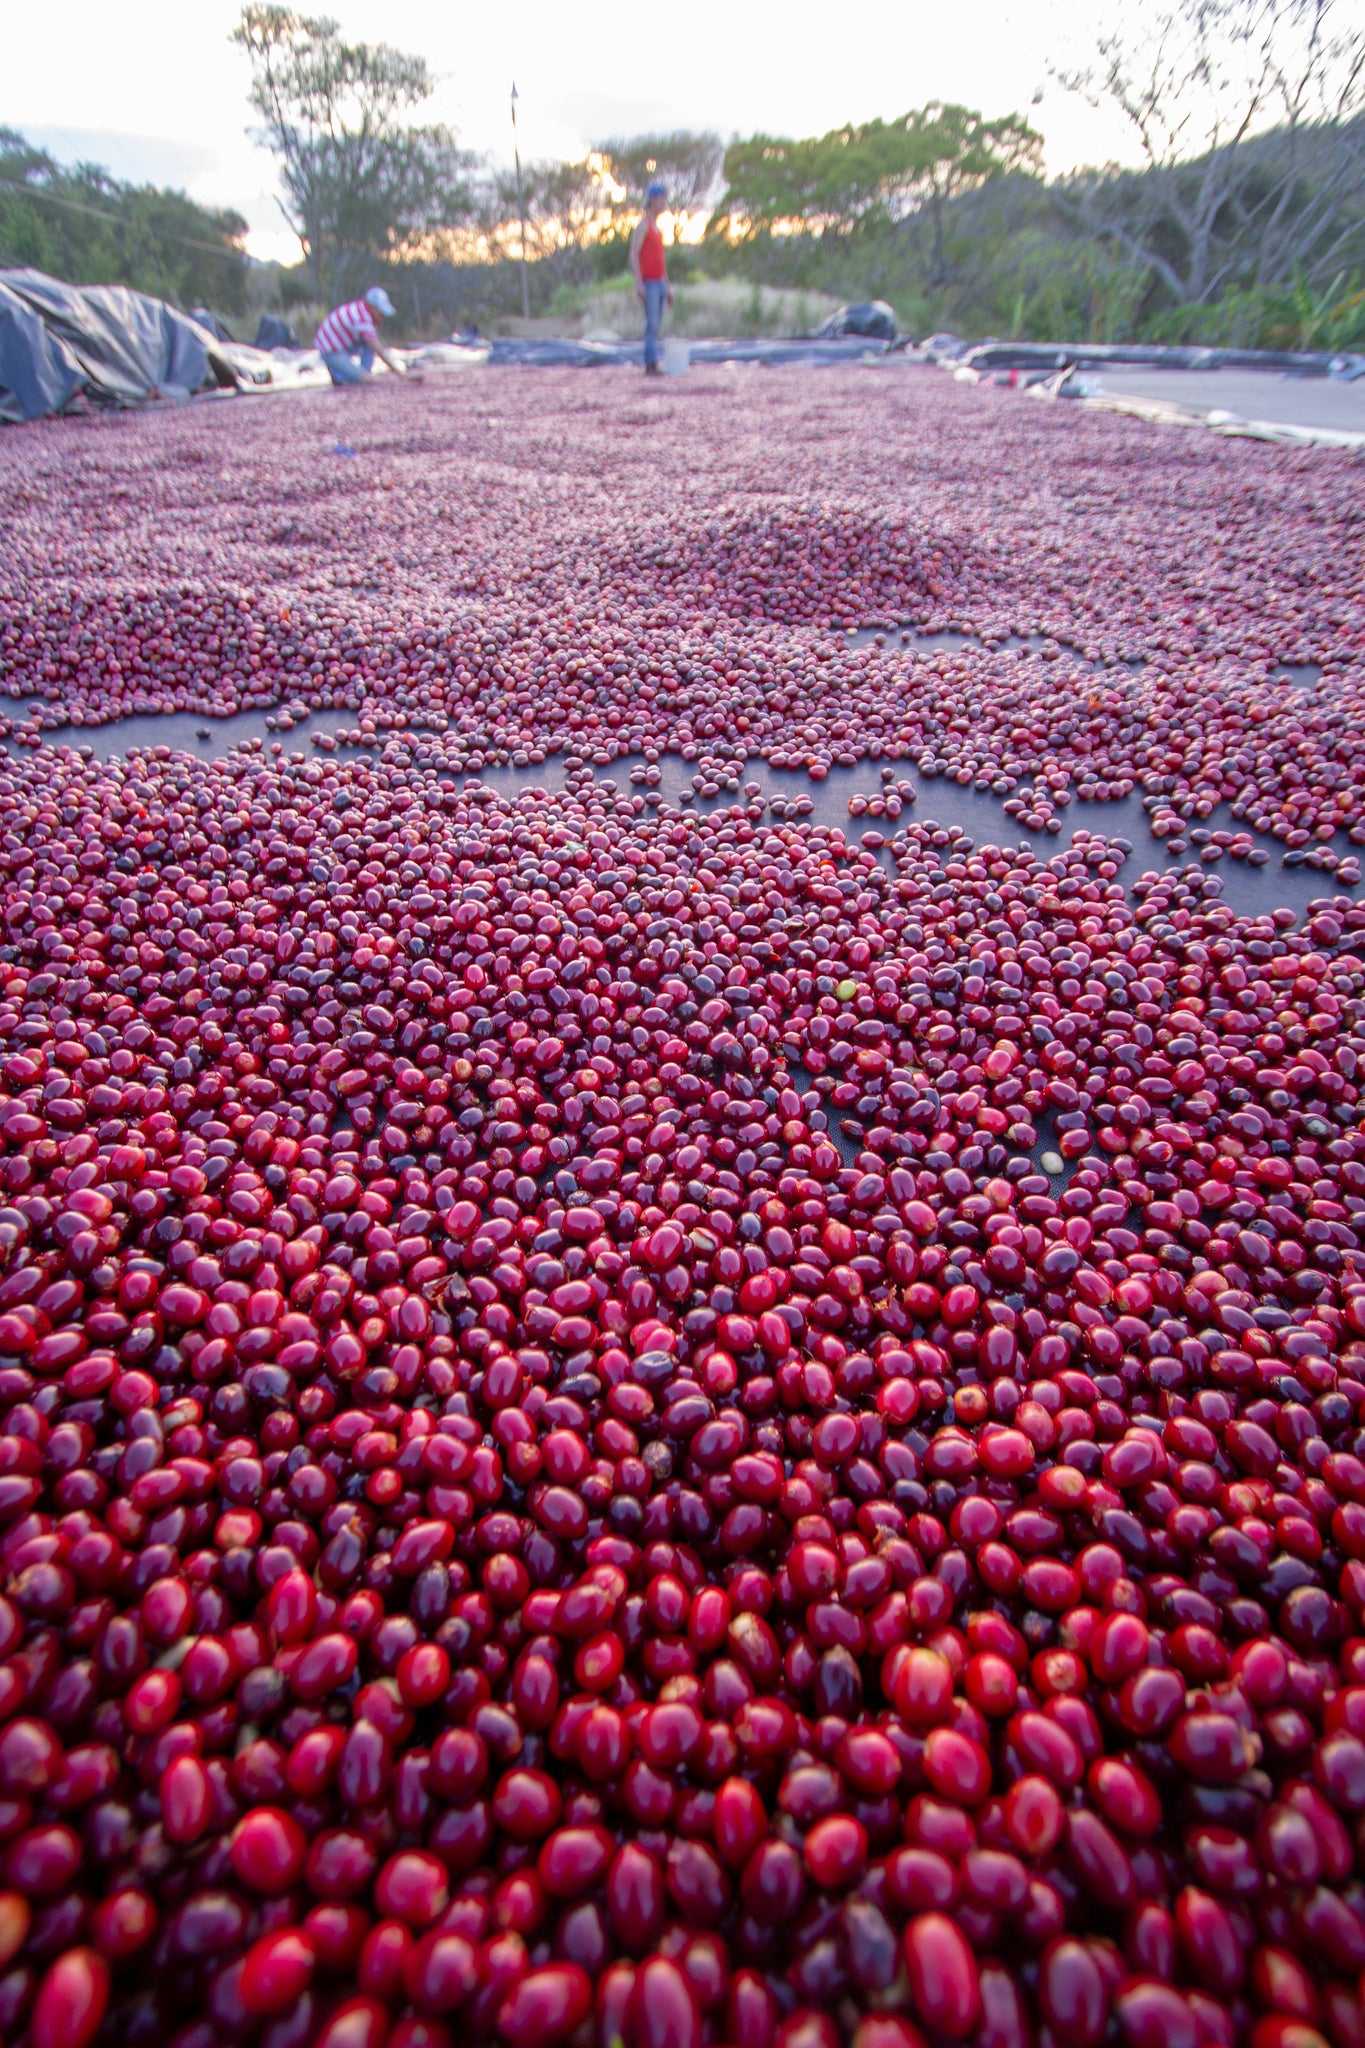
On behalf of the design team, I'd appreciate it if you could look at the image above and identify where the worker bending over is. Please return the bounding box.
[315,287,408,385]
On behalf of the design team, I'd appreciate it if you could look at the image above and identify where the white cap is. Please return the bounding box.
[365,287,396,318]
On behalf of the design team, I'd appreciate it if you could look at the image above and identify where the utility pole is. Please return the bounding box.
[511,82,530,320]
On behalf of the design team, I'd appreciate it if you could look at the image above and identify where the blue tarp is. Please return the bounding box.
[0,268,238,420]
[0,281,83,425]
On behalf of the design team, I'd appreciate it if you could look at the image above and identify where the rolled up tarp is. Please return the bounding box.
[958,337,1365,378]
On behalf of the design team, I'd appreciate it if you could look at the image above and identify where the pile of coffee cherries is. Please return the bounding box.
[0,371,1364,2048]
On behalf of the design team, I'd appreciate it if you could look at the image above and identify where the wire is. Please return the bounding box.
[0,180,248,260]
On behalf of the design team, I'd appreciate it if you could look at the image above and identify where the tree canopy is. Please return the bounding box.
[0,129,248,312]
[476,157,613,267]
[707,103,1042,271]
[1056,0,1365,306]
[596,132,725,231]
[233,6,474,300]
[12,16,1365,355]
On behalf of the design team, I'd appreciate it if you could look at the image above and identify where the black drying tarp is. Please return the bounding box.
[486,335,895,368]
[0,268,239,420]
[487,336,633,367]
[690,336,891,365]
[957,337,1365,378]
[814,301,898,341]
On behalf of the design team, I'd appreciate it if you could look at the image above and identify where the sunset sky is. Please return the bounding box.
[6,0,1141,263]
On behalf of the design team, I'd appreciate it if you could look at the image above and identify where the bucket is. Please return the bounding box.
[663,339,690,377]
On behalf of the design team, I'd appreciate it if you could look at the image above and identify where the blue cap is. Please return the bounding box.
[647,179,667,200]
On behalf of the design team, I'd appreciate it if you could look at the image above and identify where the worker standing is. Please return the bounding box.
[314,286,408,385]
[629,181,673,377]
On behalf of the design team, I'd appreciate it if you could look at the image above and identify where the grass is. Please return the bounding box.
[250,277,855,347]
[527,275,847,341]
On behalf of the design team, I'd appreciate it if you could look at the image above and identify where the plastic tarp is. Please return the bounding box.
[1013,368,1365,451]
[690,337,894,365]
[223,339,488,390]
[0,268,238,413]
[189,307,233,343]
[0,280,84,425]
[813,300,898,341]
[954,337,1365,379]
[408,340,490,371]
[227,333,876,378]
[215,341,320,390]
[485,335,895,368]
[1207,414,1365,448]
[253,315,295,351]
[486,337,631,367]
[1074,387,1365,451]
[921,333,968,362]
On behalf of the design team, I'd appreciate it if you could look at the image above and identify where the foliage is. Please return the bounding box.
[706,103,1042,276]
[1132,265,1365,345]
[990,233,1155,343]
[0,129,248,314]
[19,19,1365,356]
[1256,267,1365,346]
[542,274,844,340]
[233,6,475,301]
[465,139,724,293]
[595,132,725,232]
[476,156,613,273]
[1054,0,1365,306]
[910,106,1046,285]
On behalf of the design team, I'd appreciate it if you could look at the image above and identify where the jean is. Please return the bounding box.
[643,281,667,368]
[322,343,374,385]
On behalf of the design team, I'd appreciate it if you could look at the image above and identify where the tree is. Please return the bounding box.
[480,157,613,266]
[233,7,475,302]
[0,128,248,312]
[705,130,881,240]
[596,132,724,233]
[1056,0,1365,306]
[706,104,1041,282]
[894,106,1044,285]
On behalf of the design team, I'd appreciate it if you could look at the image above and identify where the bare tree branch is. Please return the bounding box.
[233,6,475,300]
[1054,0,1365,308]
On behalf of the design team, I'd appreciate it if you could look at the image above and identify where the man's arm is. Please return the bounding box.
[372,341,405,375]
[628,217,646,296]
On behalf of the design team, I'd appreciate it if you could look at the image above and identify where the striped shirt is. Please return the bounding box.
[314,299,378,354]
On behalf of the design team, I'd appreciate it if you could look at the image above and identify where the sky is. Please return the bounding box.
[5,0,1141,264]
